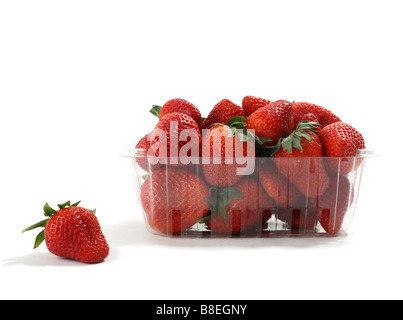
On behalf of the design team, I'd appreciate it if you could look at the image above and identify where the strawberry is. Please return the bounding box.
[292,102,341,128]
[201,177,274,234]
[259,160,303,208]
[300,113,322,133]
[201,124,255,187]
[150,98,202,129]
[273,121,329,199]
[22,201,109,264]
[245,99,293,146]
[314,174,354,235]
[140,168,211,235]
[150,112,201,166]
[201,99,244,130]
[318,122,366,174]
[134,133,161,172]
[242,95,271,117]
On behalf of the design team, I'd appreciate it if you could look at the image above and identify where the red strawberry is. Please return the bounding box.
[134,133,161,172]
[242,95,271,117]
[318,122,366,174]
[151,98,202,129]
[22,201,109,264]
[314,174,354,235]
[140,168,210,235]
[273,121,329,199]
[245,100,293,146]
[150,112,201,166]
[292,102,341,128]
[201,99,244,129]
[202,177,274,234]
[259,160,303,207]
[300,113,322,133]
[201,124,255,187]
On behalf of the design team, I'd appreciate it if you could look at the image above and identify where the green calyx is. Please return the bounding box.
[270,120,321,155]
[226,116,271,146]
[22,201,94,249]
[199,186,243,224]
[149,105,161,117]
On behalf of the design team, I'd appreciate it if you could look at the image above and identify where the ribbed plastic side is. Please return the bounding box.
[127,150,373,238]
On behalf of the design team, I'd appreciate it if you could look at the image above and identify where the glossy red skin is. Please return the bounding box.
[45,207,109,264]
[274,131,329,199]
[318,122,366,174]
[314,174,354,235]
[150,112,201,166]
[246,100,293,146]
[201,99,244,129]
[242,95,271,117]
[259,161,303,207]
[140,168,211,235]
[206,178,274,234]
[292,102,341,128]
[135,133,162,172]
[202,125,254,187]
[159,98,202,129]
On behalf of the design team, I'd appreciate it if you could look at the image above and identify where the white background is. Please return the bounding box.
[0,0,402,300]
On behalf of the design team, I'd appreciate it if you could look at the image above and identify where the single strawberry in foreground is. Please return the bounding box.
[22,201,109,264]
[318,121,366,174]
[201,99,244,130]
[245,99,293,146]
[149,112,201,166]
[292,102,341,128]
[242,95,271,117]
[200,178,274,234]
[202,123,255,187]
[150,98,202,128]
[140,168,211,235]
[273,121,329,199]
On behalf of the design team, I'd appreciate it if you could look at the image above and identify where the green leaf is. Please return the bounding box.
[227,116,247,127]
[33,230,45,249]
[291,135,303,152]
[198,211,217,224]
[227,127,237,138]
[43,202,57,217]
[281,136,293,154]
[295,130,312,141]
[71,201,81,207]
[22,218,50,233]
[226,187,243,199]
[236,131,248,142]
[296,120,321,132]
[57,201,71,210]
[149,105,162,117]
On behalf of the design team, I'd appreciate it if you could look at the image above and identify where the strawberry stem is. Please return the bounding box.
[200,186,243,224]
[149,105,161,117]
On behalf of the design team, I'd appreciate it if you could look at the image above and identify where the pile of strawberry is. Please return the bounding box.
[136,96,366,236]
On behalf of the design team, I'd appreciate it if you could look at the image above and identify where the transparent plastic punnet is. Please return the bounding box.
[122,148,374,237]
